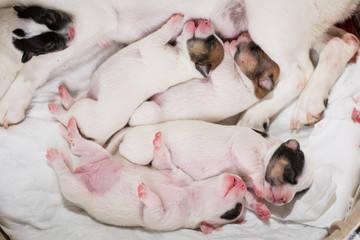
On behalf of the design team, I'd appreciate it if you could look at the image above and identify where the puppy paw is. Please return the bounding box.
[238,108,270,131]
[138,182,147,199]
[290,93,328,130]
[46,148,61,162]
[169,14,184,24]
[58,85,75,110]
[256,204,271,221]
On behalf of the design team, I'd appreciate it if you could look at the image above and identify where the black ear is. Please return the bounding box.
[195,63,211,78]
[13,6,24,13]
[283,166,297,184]
[285,139,300,151]
[21,51,35,63]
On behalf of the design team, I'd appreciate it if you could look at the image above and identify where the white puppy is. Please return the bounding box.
[47,119,247,234]
[0,5,74,104]
[0,0,246,128]
[129,32,279,126]
[238,0,360,130]
[49,15,225,144]
[106,120,314,220]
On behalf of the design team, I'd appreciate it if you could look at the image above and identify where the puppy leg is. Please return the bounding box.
[291,27,359,129]
[152,131,173,170]
[65,118,110,165]
[46,148,92,205]
[58,85,76,110]
[138,183,166,223]
[244,190,270,221]
[145,14,184,45]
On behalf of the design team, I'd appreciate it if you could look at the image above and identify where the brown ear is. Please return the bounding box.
[285,139,300,151]
[200,221,214,234]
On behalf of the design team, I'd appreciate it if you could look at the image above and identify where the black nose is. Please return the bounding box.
[220,202,243,220]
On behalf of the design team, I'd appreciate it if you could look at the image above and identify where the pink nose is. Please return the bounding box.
[68,27,75,41]
[239,180,246,190]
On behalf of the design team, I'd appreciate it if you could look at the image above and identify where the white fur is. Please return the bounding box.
[0,0,246,128]
[106,120,314,218]
[46,119,246,233]
[238,0,360,130]
[51,16,224,144]
[129,39,258,126]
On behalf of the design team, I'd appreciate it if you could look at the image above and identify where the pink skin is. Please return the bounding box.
[58,85,75,110]
[223,175,246,198]
[68,26,75,41]
[195,20,212,35]
[264,184,291,205]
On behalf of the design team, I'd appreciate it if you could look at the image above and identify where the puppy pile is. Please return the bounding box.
[0,0,359,235]
[44,15,313,233]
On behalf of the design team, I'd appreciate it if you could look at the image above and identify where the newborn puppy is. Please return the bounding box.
[49,15,224,144]
[106,120,314,219]
[46,119,246,234]
[0,5,74,100]
[129,32,279,126]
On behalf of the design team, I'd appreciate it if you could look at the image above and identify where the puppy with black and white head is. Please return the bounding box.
[106,120,314,219]
[49,16,225,145]
[0,5,74,100]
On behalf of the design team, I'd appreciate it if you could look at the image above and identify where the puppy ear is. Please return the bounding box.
[285,139,300,151]
[200,221,214,234]
[21,51,35,63]
[258,74,274,91]
[195,63,211,78]
[13,6,25,13]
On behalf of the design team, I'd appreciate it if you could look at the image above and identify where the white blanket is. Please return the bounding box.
[0,44,359,240]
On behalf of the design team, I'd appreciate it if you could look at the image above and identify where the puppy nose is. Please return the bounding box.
[239,179,246,190]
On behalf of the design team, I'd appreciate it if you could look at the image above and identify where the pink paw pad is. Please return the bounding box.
[58,85,70,100]
[67,118,77,139]
[229,40,238,53]
[257,206,271,221]
[170,14,184,24]
[138,183,147,198]
[152,131,162,151]
[48,102,60,114]
[46,148,60,161]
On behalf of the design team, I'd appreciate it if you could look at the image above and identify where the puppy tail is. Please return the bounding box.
[128,101,162,127]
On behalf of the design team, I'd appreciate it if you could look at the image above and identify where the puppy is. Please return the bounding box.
[0,5,74,101]
[238,0,360,130]
[106,120,314,219]
[129,32,279,126]
[46,119,247,234]
[0,0,247,128]
[49,16,224,145]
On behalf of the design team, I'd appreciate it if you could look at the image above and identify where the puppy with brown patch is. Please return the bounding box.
[0,5,74,100]
[129,32,279,126]
[49,16,224,144]
[106,120,314,219]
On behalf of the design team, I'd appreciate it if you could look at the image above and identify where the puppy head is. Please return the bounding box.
[12,6,75,63]
[234,33,279,99]
[178,20,224,78]
[192,173,246,234]
[264,139,310,205]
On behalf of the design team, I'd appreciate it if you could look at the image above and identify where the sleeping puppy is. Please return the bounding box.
[129,32,279,126]
[0,5,74,101]
[106,120,314,219]
[49,16,224,145]
[238,0,360,130]
[0,0,246,128]
[47,119,247,234]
